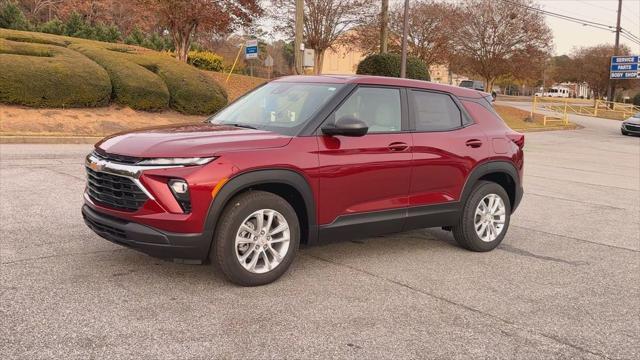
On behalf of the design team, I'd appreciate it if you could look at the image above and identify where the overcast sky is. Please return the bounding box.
[401,0,640,55]
[538,0,640,55]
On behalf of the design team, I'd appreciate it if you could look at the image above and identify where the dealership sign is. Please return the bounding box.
[245,39,258,60]
[610,56,639,79]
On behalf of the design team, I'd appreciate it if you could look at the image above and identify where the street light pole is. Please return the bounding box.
[606,0,623,105]
[400,0,409,78]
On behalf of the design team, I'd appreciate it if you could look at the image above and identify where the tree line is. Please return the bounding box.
[1,0,636,96]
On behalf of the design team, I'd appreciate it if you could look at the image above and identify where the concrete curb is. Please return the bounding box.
[0,136,101,144]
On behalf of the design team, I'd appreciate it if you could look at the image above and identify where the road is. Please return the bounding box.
[1,109,639,359]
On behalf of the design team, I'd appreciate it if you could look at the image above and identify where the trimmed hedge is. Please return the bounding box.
[0,38,111,107]
[70,44,170,111]
[0,29,228,114]
[356,53,430,81]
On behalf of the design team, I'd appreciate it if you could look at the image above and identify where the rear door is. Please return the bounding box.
[407,89,488,228]
[316,86,413,238]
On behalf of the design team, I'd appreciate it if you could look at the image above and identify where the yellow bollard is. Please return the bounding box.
[531,95,537,119]
[563,98,568,125]
[226,44,244,85]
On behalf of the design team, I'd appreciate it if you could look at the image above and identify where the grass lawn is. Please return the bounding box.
[494,104,578,131]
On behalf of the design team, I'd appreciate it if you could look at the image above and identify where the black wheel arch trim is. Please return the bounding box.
[460,160,523,213]
[202,168,318,251]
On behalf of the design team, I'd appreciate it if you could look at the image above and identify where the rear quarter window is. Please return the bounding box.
[410,90,463,131]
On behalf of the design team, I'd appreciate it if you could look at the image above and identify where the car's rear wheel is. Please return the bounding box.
[212,191,300,286]
[452,181,511,252]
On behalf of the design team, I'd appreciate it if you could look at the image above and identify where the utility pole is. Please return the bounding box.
[380,0,389,54]
[607,0,623,105]
[294,0,304,75]
[400,0,410,78]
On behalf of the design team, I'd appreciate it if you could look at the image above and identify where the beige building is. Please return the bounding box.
[321,44,366,74]
[321,47,463,85]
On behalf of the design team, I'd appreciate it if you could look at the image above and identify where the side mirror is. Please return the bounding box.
[322,116,368,137]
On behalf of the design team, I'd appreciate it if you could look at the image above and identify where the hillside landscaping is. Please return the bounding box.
[0,29,227,114]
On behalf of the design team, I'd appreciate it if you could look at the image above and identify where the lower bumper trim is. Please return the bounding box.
[82,205,211,261]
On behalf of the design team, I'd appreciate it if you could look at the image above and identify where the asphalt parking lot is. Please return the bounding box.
[1,110,638,359]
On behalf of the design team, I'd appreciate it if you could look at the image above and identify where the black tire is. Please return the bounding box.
[211,191,300,286]
[452,181,511,252]
[621,129,629,136]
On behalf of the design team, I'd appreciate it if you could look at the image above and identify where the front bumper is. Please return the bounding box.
[82,205,212,263]
[622,123,640,135]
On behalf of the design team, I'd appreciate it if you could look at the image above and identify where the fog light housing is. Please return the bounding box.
[168,179,191,213]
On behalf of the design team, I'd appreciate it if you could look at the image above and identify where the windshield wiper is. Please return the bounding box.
[221,123,257,130]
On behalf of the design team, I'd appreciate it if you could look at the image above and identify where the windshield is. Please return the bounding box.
[210,82,344,135]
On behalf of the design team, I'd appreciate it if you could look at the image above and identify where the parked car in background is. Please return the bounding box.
[82,75,524,286]
[621,112,640,136]
[459,80,497,101]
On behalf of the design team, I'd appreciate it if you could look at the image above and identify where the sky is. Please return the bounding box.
[538,0,640,55]
[390,0,640,55]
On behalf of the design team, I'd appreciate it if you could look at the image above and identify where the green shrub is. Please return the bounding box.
[70,43,170,111]
[0,38,111,107]
[132,51,228,114]
[0,1,31,30]
[187,50,224,71]
[38,19,65,35]
[356,53,430,81]
[0,28,227,114]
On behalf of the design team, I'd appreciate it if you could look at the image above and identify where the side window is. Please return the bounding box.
[333,87,402,133]
[411,90,463,131]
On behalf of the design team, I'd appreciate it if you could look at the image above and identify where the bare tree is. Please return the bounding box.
[453,0,552,91]
[272,0,375,74]
[144,0,262,62]
[389,0,455,67]
[572,44,632,104]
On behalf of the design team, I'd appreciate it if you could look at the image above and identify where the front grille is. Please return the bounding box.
[86,167,148,211]
[92,150,142,164]
[625,123,640,132]
[83,214,127,239]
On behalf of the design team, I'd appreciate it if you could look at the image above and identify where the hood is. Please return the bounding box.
[624,116,640,125]
[96,123,292,158]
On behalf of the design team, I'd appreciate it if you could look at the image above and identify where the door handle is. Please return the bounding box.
[465,139,483,148]
[388,142,409,151]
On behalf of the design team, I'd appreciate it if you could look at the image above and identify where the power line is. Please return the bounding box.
[501,0,640,46]
[620,29,640,43]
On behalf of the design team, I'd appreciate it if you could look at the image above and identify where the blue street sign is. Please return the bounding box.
[245,39,258,60]
[611,56,638,64]
[610,55,639,79]
[610,63,638,71]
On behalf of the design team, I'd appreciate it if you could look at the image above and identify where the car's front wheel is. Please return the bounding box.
[621,128,629,136]
[212,191,300,286]
[452,181,511,252]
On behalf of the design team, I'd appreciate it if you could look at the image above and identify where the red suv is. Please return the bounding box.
[82,75,524,286]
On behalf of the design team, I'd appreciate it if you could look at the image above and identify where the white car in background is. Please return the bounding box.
[621,112,640,136]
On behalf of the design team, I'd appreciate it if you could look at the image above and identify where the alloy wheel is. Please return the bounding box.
[474,194,506,242]
[234,209,291,274]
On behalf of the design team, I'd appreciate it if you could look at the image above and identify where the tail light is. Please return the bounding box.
[507,133,525,150]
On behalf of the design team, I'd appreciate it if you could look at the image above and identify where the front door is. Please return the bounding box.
[316,86,413,241]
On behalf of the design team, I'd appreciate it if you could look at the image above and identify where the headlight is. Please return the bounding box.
[136,157,216,166]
